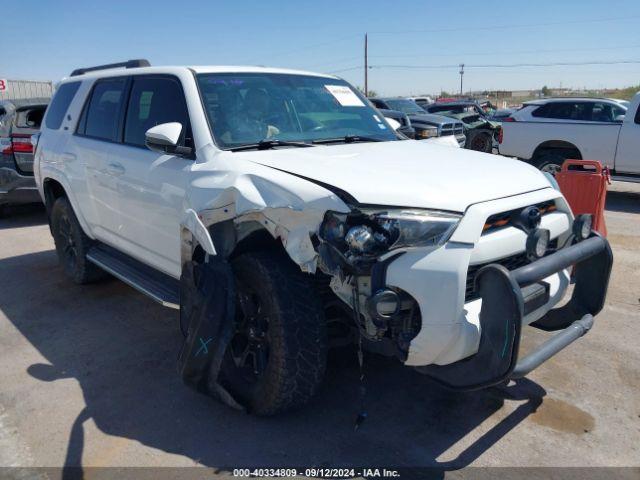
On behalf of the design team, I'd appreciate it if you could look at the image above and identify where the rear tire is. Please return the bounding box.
[532,152,566,175]
[219,251,327,415]
[50,197,106,284]
[467,130,493,152]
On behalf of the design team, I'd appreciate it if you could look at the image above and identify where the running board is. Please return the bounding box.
[86,244,180,309]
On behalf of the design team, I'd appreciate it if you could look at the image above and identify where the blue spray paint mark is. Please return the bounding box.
[195,337,213,357]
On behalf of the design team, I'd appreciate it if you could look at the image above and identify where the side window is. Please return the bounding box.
[370,99,385,109]
[590,103,618,123]
[124,76,191,147]
[635,107,640,125]
[44,82,81,129]
[82,78,127,141]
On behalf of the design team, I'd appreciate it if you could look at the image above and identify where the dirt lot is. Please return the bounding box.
[0,183,639,477]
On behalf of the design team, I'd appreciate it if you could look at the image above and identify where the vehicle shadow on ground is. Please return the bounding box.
[605,189,640,215]
[0,204,47,230]
[0,247,546,477]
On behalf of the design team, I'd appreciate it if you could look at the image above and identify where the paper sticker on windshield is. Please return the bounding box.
[325,85,365,107]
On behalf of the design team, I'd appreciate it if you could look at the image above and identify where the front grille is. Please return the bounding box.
[483,200,556,234]
[441,123,465,136]
[440,123,455,136]
[465,239,558,302]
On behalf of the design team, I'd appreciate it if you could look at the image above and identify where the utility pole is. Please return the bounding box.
[459,63,464,96]
[364,33,368,96]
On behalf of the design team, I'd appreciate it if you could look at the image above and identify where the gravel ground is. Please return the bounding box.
[0,182,638,478]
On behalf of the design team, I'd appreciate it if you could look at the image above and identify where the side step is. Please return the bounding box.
[86,244,180,309]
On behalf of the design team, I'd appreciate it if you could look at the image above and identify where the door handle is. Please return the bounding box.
[106,162,126,176]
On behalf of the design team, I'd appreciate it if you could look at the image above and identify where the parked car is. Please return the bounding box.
[35,60,612,415]
[422,100,500,153]
[369,97,465,146]
[377,108,416,138]
[499,96,638,178]
[0,98,49,215]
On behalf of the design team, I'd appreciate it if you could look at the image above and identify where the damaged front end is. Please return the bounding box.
[316,207,462,360]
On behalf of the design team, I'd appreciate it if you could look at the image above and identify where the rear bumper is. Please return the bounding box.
[0,167,40,205]
[416,233,612,390]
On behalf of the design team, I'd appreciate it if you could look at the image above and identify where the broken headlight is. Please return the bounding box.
[368,209,462,250]
[321,209,461,256]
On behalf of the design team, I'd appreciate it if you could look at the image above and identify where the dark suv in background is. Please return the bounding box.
[0,98,49,215]
[369,97,466,146]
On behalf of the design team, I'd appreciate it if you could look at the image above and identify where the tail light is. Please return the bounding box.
[502,117,516,122]
[1,134,33,155]
[498,127,503,144]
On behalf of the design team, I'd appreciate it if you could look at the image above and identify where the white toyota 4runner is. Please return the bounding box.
[34,60,612,415]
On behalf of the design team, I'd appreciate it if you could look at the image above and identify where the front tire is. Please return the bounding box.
[50,197,105,284]
[219,251,327,415]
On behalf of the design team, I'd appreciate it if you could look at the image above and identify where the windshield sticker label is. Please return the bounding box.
[325,85,365,107]
[373,114,381,122]
[377,123,387,129]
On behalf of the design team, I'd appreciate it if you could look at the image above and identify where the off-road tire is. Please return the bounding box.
[532,152,566,175]
[50,197,106,284]
[467,130,493,152]
[220,251,327,415]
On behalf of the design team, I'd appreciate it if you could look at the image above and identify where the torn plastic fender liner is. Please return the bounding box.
[177,258,243,410]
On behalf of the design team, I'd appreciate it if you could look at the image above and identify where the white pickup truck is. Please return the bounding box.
[499,94,640,180]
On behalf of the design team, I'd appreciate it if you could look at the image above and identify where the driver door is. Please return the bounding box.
[108,75,194,278]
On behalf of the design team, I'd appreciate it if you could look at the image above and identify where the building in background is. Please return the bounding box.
[0,79,53,101]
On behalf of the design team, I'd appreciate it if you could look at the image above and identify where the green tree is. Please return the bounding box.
[541,85,551,97]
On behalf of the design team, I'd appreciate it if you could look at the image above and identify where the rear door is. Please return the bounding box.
[74,77,129,240]
[107,74,193,277]
[614,106,640,174]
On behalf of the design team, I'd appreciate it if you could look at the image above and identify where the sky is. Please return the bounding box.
[2,0,640,96]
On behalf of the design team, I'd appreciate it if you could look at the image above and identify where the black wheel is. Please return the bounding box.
[50,197,106,284]
[219,251,327,415]
[533,152,565,175]
[467,130,493,152]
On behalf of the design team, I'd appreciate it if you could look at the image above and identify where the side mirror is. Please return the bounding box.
[384,117,402,131]
[614,114,625,122]
[145,122,192,156]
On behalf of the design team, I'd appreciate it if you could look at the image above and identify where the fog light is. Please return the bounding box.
[526,228,550,261]
[572,214,593,241]
[367,289,401,321]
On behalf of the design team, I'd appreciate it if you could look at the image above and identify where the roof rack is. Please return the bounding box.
[70,59,151,77]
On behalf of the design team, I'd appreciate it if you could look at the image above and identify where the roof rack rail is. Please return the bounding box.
[70,59,151,77]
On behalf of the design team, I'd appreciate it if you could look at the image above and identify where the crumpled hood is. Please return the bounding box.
[239,140,551,212]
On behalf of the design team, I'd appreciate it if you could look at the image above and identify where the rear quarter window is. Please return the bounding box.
[45,82,81,129]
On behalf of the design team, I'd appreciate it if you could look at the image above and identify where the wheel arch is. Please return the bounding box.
[532,140,582,161]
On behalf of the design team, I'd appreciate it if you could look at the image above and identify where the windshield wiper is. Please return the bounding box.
[228,139,314,152]
[312,135,385,145]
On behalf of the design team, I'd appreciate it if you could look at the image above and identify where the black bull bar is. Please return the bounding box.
[417,233,613,390]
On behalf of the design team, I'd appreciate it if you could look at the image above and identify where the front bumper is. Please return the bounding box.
[0,166,40,206]
[416,233,612,390]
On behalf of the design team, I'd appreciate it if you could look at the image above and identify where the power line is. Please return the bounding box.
[368,60,640,70]
[368,44,640,59]
[368,15,640,35]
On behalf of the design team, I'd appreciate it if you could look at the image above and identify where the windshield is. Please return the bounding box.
[197,73,398,149]
[384,99,426,115]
